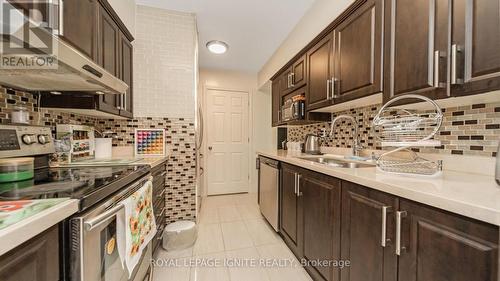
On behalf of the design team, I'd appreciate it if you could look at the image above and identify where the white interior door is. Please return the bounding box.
[206,89,249,195]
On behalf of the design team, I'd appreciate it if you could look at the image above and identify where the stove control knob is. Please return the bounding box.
[38,134,51,145]
[22,134,37,145]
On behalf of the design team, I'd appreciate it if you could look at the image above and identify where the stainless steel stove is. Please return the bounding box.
[0,124,153,281]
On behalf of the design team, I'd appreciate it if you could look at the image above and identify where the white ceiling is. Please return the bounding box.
[135,0,315,73]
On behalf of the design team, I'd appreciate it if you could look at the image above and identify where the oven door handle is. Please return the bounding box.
[84,204,124,231]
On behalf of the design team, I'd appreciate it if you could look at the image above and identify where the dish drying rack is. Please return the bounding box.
[372,94,444,176]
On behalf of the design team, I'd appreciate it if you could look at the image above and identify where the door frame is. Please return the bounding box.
[202,85,252,197]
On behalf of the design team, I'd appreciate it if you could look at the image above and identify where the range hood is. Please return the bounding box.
[0,4,127,95]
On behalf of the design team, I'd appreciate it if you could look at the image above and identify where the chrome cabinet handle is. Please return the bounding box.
[59,0,64,36]
[290,73,295,87]
[296,174,302,197]
[434,51,445,88]
[287,74,291,88]
[395,211,407,255]
[381,206,392,247]
[294,173,298,195]
[331,77,339,99]
[326,79,331,100]
[451,44,464,85]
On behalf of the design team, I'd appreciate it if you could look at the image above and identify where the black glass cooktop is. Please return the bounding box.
[0,165,150,211]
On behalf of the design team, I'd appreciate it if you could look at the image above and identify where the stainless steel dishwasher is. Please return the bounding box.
[257,156,280,231]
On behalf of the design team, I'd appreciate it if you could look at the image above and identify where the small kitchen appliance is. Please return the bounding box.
[304,134,322,155]
[281,95,305,122]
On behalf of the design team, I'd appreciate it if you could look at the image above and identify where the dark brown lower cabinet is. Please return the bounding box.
[277,162,499,281]
[280,163,304,258]
[0,225,59,281]
[302,170,341,281]
[398,199,499,281]
[340,182,398,281]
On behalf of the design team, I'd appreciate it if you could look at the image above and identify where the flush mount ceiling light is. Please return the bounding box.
[206,40,228,54]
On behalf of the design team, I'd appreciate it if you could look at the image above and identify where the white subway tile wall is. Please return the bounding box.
[134,6,196,119]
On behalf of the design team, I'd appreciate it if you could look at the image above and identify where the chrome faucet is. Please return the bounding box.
[329,114,363,157]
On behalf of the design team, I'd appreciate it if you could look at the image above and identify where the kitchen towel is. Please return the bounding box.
[116,179,157,277]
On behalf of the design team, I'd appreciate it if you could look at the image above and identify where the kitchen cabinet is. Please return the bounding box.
[340,182,398,281]
[0,225,59,281]
[397,198,499,281]
[334,0,383,103]
[97,3,121,115]
[119,33,134,118]
[383,0,449,102]
[272,79,282,126]
[306,32,335,111]
[276,161,499,281]
[280,163,304,258]
[450,0,500,96]
[279,55,307,95]
[39,0,135,118]
[60,0,99,62]
[302,169,341,281]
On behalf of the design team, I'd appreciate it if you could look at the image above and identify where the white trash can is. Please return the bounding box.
[162,221,197,251]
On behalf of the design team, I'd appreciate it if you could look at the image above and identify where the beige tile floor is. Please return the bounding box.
[153,193,313,281]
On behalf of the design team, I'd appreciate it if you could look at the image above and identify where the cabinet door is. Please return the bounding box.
[291,55,307,92]
[97,4,120,114]
[280,163,303,258]
[302,171,341,281]
[450,0,500,96]
[119,34,133,118]
[0,225,59,281]
[384,0,449,102]
[340,182,398,281]
[60,0,98,62]
[280,67,294,94]
[307,32,335,111]
[335,0,383,103]
[397,199,499,281]
[272,79,281,127]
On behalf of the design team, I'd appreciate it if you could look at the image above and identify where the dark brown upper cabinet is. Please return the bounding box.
[119,33,133,118]
[306,32,335,111]
[334,0,383,103]
[383,0,450,103]
[280,163,304,258]
[39,0,135,118]
[340,182,398,281]
[397,198,499,281]
[450,0,500,97]
[60,0,99,62]
[272,79,282,126]
[280,55,307,95]
[88,2,121,115]
[302,170,341,281]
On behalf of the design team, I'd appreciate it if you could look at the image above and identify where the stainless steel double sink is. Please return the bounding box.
[297,156,375,169]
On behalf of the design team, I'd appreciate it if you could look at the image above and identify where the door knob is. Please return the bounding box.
[208,146,213,151]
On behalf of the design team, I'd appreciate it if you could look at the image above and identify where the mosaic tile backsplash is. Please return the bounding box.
[288,102,500,157]
[0,87,196,224]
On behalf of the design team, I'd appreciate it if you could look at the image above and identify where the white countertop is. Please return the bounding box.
[0,199,79,255]
[258,150,500,227]
[133,156,169,168]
